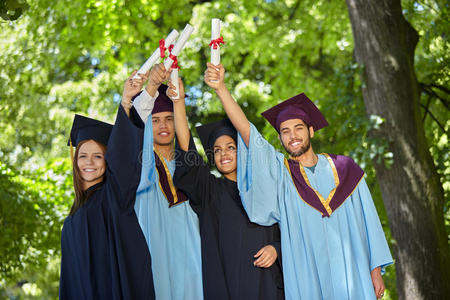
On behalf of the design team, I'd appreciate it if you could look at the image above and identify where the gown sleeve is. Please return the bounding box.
[269,223,282,265]
[105,104,145,211]
[356,178,394,274]
[173,133,217,214]
[237,122,284,226]
[132,89,158,124]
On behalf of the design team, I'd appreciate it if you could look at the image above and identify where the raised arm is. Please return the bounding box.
[132,63,171,123]
[204,63,250,146]
[167,78,190,152]
[105,70,150,211]
[122,70,149,117]
[145,63,171,97]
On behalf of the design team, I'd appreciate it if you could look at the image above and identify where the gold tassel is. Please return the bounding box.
[70,138,74,163]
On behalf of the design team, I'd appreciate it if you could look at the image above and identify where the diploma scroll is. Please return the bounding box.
[164,24,194,99]
[169,69,180,99]
[210,19,221,66]
[133,29,179,79]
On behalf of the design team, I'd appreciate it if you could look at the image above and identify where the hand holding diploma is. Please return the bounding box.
[133,29,179,79]
[122,69,149,116]
[144,63,171,97]
[204,61,251,146]
[166,78,185,104]
[204,62,226,92]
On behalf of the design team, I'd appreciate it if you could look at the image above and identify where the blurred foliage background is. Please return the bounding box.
[0,0,448,298]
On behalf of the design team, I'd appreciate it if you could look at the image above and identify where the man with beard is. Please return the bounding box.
[131,63,203,300]
[204,62,393,300]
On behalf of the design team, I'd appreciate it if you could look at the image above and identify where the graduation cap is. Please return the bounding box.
[261,93,328,133]
[151,84,173,114]
[68,114,113,161]
[196,118,237,165]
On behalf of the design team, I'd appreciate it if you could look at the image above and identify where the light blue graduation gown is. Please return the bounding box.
[134,120,203,300]
[237,123,393,300]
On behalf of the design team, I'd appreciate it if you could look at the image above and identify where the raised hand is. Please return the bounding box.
[166,77,185,103]
[146,63,171,96]
[122,70,149,108]
[204,62,226,91]
[168,77,190,152]
[204,62,251,146]
[253,245,277,268]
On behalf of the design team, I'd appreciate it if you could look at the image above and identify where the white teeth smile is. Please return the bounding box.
[291,142,301,147]
[160,132,169,136]
[83,169,96,172]
[221,159,231,164]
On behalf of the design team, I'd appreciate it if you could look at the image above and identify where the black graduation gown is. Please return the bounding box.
[173,137,284,300]
[59,106,155,300]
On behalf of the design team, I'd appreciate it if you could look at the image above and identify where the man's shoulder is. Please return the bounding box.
[322,153,364,178]
[325,153,359,166]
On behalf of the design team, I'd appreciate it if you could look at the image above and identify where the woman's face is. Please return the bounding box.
[213,135,237,176]
[77,140,106,188]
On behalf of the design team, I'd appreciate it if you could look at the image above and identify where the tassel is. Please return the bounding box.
[70,139,74,163]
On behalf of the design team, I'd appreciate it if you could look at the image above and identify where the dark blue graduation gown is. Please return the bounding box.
[173,137,284,300]
[59,106,155,300]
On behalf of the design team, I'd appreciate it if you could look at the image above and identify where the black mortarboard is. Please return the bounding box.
[261,93,328,133]
[68,114,113,148]
[196,118,237,165]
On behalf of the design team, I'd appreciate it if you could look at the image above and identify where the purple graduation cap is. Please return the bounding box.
[68,114,113,148]
[151,84,173,114]
[261,93,328,133]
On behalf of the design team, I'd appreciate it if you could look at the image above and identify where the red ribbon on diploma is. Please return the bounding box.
[169,53,180,69]
[168,45,180,69]
[159,39,167,58]
[209,37,225,49]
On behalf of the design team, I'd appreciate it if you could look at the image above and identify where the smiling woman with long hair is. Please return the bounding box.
[59,70,157,299]
[70,139,107,215]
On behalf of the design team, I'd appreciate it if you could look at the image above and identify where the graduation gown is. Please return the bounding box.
[237,123,393,300]
[134,120,203,300]
[59,106,155,300]
[173,136,284,300]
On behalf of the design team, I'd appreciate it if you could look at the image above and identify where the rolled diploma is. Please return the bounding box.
[169,69,180,99]
[164,24,194,99]
[133,29,179,79]
[211,18,221,66]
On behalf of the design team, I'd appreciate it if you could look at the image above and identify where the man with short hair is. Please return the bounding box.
[132,63,203,300]
[204,62,393,300]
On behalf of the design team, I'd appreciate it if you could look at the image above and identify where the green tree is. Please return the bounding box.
[346,0,450,298]
[0,159,72,298]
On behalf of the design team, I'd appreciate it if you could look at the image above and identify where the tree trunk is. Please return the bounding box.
[345,0,450,299]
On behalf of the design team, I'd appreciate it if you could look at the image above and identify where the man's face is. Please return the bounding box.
[279,118,314,157]
[152,111,175,146]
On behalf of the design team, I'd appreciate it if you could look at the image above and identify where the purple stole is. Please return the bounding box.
[154,150,188,207]
[284,153,364,217]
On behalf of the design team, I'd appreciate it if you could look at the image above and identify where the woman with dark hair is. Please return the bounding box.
[69,123,109,215]
[169,79,284,300]
[59,70,159,299]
